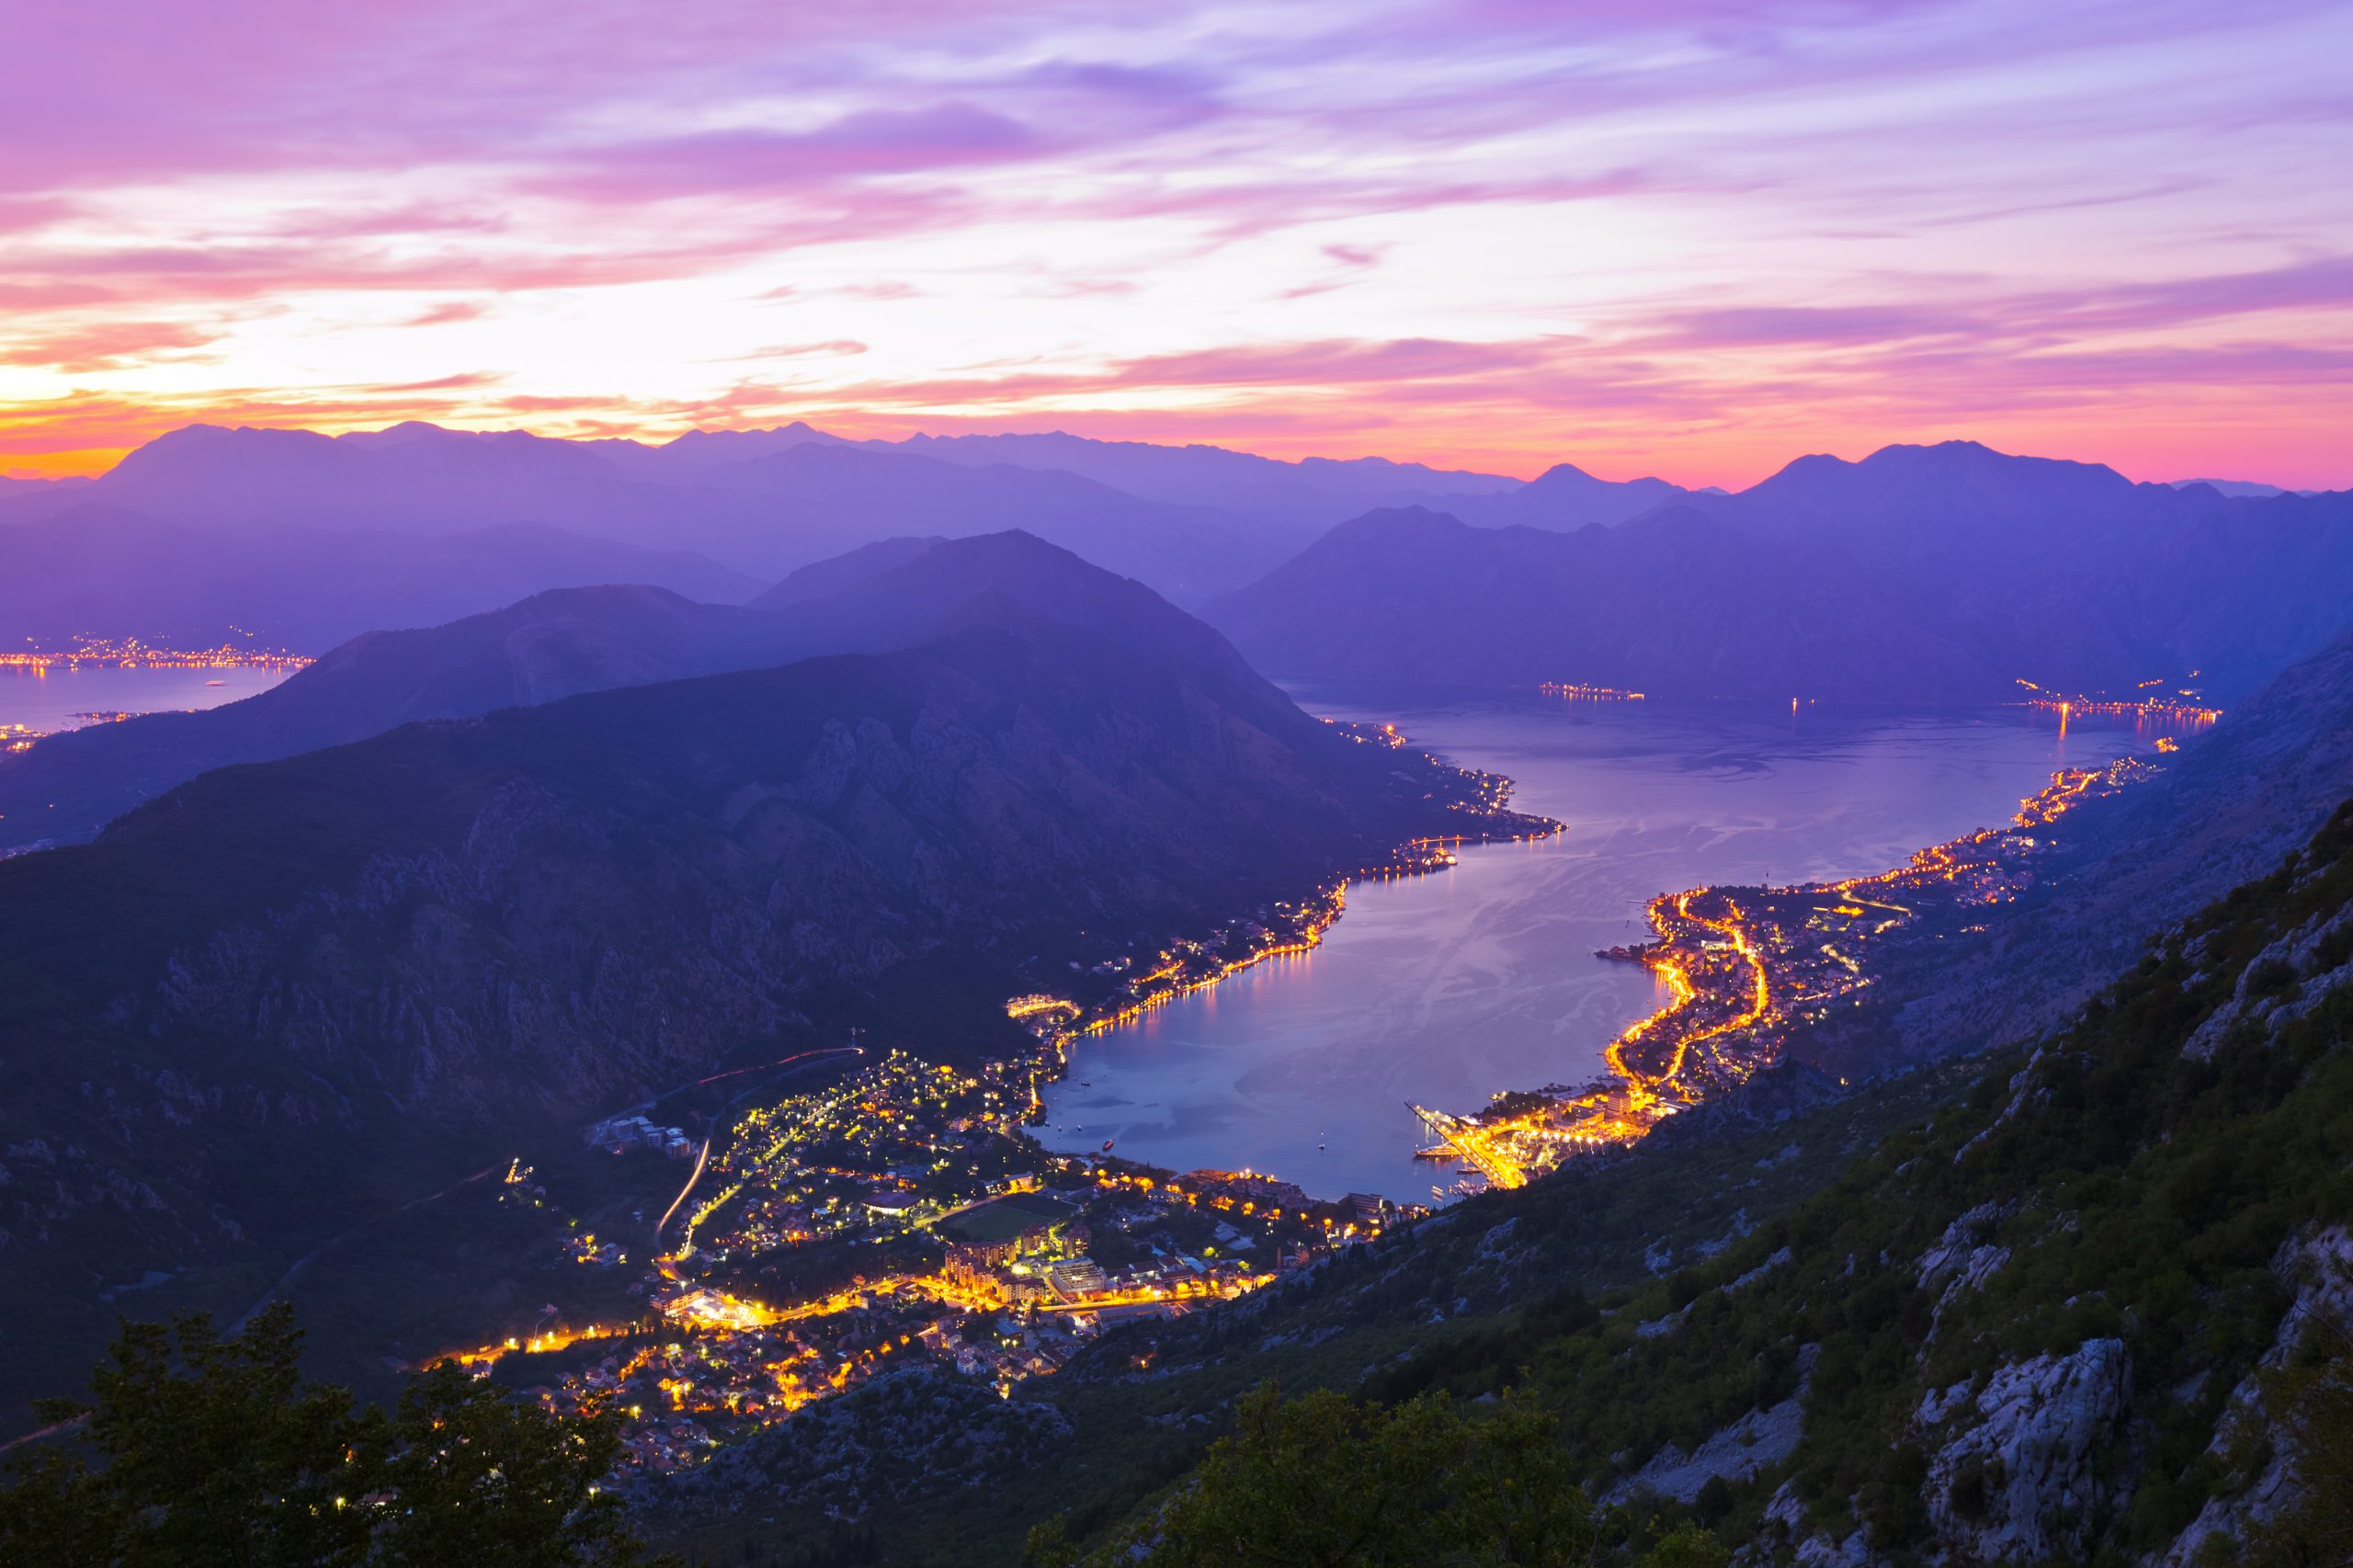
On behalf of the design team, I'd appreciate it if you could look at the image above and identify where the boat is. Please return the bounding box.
[204,679,225,687]
[1101,1138,1115,1152]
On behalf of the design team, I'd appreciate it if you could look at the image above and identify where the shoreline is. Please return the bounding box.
[1415,750,2169,1188]
[1000,722,1562,1131]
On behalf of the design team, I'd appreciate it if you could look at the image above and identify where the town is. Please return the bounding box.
[440,1049,1400,1476]
[420,728,2169,1481]
[423,717,1530,1477]
[1411,749,2171,1187]
[0,635,314,671]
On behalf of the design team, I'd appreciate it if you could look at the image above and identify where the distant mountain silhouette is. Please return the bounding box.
[669,442,1280,600]
[758,535,949,606]
[1206,442,2353,702]
[2168,476,2313,498]
[1415,460,1688,530]
[885,428,1521,527]
[0,531,1280,850]
[0,503,756,649]
[1,421,1347,611]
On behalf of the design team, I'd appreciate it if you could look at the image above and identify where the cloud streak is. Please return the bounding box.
[0,0,2346,485]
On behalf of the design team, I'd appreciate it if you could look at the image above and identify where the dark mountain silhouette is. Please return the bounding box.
[0,474,90,500]
[2169,476,2312,498]
[0,531,1273,851]
[0,503,757,650]
[1,422,1307,610]
[757,535,948,606]
[1206,442,2353,703]
[884,428,1521,528]
[672,442,1280,598]
[1416,460,1688,530]
[0,581,1499,1419]
[0,585,777,848]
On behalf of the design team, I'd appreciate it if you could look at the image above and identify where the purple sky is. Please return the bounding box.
[2,0,2347,485]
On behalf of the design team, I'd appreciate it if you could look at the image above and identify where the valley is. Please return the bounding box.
[6,6,2351,1562]
[375,692,2202,1490]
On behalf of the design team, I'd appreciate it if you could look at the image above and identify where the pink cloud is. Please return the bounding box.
[0,319,222,373]
[733,340,870,360]
[404,301,488,326]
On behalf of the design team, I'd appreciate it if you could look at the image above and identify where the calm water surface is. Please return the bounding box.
[0,665,287,734]
[1038,687,2156,1203]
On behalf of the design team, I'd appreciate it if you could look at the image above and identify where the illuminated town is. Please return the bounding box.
[0,639,312,751]
[417,709,2187,1483]
[1,635,314,671]
[2013,675,2222,730]
[430,1049,1399,1476]
[1408,748,2175,1190]
[1539,681,1646,700]
[421,719,1528,1475]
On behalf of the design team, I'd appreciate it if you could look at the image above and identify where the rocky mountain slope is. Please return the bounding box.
[1885,621,2353,1056]
[0,585,1507,1428]
[1204,442,2353,703]
[646,808,2353,1568]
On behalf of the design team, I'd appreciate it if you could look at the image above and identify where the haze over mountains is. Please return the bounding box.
[0,422,1548,640]
[1207,441,2353,703]
[0,533,1281,851]
[0,504,760,649]
[6,424,2341,704]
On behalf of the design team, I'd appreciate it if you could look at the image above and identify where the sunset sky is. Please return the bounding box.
[3,0,2347,487]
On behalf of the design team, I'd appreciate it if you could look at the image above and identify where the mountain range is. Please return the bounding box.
[10,426,2343,708]
[0,503,759,650]
[0,532,1285,851]
[1205,441,2353,703]
[621,581,2353,1568]
[0,422,1554,639]
[0,538,1508,1423]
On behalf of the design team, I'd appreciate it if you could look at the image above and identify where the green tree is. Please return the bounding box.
[369,1359,644,1568]
[0,1303,670,1567]
[1633,1521,1731,1568]
[1028,1381,1599,1568]
[2245,1301,2353,1568]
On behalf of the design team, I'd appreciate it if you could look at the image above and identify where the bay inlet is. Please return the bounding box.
[1036,686,2156,1201]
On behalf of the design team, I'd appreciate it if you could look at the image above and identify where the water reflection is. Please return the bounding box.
[1038,688,2163,1202]
[0,664,287,735]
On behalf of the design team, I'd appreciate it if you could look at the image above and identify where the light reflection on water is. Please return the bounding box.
[1037,687,2164,1203]
[0,665,286,734]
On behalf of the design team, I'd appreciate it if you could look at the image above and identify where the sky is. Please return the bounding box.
[1,0,2348,488]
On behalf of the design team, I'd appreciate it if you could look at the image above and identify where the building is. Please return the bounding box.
[1041,1257,1108,1302]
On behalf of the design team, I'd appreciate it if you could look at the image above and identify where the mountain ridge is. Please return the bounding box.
[1204,442,2353,702]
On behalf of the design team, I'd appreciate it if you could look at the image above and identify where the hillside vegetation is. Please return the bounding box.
[654,802,2353,1566]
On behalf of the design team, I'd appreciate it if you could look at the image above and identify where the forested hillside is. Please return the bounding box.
[653,802,2353,1566]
